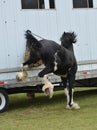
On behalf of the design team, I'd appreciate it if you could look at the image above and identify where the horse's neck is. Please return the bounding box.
[61,41,74,52]
[69,46,74,52]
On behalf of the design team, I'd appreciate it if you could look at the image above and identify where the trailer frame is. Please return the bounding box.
[0,60,97,112]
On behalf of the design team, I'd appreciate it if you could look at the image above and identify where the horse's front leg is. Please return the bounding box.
[38,66,54,98]
[61,77,72,107]
[21,58,33,69]
[65,74,80,109]
[16,59,33,81]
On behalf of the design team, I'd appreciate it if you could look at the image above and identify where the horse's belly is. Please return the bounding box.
[54,69,68,78]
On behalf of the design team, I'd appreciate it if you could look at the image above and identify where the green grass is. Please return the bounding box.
[0,87,97,130]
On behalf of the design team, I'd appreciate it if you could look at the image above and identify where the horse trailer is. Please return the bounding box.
[0,0,97,112]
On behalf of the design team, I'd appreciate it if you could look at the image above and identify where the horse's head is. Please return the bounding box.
[24,30,42,64]
[60,32,77,49]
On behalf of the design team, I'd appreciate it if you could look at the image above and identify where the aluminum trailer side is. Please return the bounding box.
[0,60,97,112]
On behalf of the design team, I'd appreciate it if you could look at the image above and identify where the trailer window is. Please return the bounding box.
[21,0,55,9]
[21,0,45,9]
[73,0,93,8]
[49,0,55,9]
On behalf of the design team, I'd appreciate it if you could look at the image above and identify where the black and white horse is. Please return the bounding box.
[21,30,80,109]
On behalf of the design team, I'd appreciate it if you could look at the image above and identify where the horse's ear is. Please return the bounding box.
[71,32,75,37]
[63,32,66,35]
[60,31,66,41]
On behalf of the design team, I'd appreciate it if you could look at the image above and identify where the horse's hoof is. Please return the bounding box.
[66,103,80,110]
[48,87,54,99]
[72,102,80,109]
[66,105,72,110]
[43,88,49,96]
[43,87,54,98]
[16,72,23,81]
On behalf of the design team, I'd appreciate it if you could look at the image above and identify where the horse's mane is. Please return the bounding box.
[25,30,42,49]
[60,32,77,48]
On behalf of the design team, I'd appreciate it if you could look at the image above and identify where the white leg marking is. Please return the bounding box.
[20,64,28,71]
[20,64,24,70]
[65,88,69,105]
[54,61,58,71]
[71,89,74,105]
[65,88,80,109]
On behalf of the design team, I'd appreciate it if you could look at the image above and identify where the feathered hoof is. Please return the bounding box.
[43,87,54,99]
[48,87,54,99]
[66,103,80,110]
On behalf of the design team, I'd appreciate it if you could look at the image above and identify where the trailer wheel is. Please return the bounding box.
[0,89,9,112]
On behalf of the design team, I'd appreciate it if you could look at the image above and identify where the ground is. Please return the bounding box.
[0,87,97,130]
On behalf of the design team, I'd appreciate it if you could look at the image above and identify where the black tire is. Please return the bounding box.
[0,89,9,113]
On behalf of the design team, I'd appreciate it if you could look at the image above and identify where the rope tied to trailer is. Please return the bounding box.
[31,32,44,39]
[26,30,44,39]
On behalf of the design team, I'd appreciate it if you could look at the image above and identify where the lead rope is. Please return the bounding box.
[31,32,44,39]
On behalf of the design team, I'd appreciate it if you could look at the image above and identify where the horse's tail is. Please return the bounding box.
[25,30,42,49]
